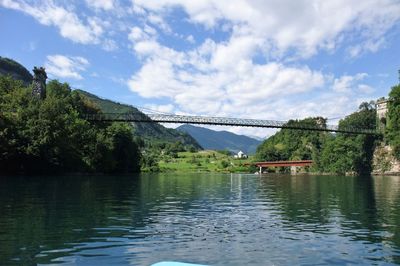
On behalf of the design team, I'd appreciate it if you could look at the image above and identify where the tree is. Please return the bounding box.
[319,102,377,175]
[256,117,328,166]
[106,123,141,173]
[386,85,400,159]
[0,77,142,174]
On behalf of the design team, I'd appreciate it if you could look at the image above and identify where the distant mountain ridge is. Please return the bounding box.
[75,90,201,148]
[177,124,261,154]
[0,57,32,85]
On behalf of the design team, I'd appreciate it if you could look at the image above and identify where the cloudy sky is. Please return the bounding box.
[1,0,399,137]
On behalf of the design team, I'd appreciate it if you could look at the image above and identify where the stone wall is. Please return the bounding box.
[376,98,388,132]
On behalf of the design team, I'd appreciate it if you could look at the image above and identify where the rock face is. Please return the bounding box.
[32,67,47,99]
[373,144,400,175]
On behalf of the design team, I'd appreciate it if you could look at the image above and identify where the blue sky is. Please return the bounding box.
[1,0,399,137]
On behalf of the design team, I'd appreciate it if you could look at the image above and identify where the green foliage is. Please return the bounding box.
[320,135,364,174]
[141,153,160,172]
[319,103,377,175]
[75,89,202,149]
[256,117,327,166]
[256,107,378,175]
[220,160,229,168]
[339,101,376,130]
[157,150,253,173]
[0,77,141,174]
[217,150,231,156]
[386,85,400,159]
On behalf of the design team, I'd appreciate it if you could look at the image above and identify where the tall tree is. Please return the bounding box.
[386,84,400,159]
[320,102,377,175]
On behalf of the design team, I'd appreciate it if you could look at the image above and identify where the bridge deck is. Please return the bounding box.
[252,160,313,167]
[84,113,381,135]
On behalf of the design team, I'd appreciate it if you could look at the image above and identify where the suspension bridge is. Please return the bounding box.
[84,112,381,135]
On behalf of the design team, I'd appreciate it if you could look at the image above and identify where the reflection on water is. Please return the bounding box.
[1,174,400,265]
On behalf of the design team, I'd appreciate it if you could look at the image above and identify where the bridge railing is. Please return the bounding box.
[83,112,380,135]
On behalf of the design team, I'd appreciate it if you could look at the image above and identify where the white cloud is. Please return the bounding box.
[147,13,171,33]
[186,35,195,44]
[85,0,114,11]
[133,0,400,58]
[358,84,375,94]
[347,38,386,58]
[332,73,368,93]
[144,104,175,114]
[127,35,325,116]
[0,0,103,44]
[102,39,118,51]
[45,55,90,80]
[128,26,154,42]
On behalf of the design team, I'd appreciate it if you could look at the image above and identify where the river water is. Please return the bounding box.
[1,174,400,265]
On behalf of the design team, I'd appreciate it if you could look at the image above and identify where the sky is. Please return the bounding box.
[1,0,400,138]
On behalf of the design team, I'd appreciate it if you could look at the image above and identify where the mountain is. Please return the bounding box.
[76,90,201,148]
[0,57,33,85]
[177,124,261,154]
[248,135,266,141]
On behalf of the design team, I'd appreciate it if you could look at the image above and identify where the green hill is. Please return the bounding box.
[76,90,201,148]
[0,57,32,85]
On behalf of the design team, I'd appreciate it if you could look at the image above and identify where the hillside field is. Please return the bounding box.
[158,150,256,173]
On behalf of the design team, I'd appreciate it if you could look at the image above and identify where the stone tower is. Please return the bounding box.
[32,67,47,99]
[376,97,389,132]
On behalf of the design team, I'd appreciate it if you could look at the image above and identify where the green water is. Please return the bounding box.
[1,174,400,265]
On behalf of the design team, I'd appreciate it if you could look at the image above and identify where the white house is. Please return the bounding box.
[234,151,248,159]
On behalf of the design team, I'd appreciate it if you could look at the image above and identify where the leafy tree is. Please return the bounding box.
[320,135,365,174]
[141,153,160,172]
[106,123,141,173]
[0,77,142,174]
[386,84,400,159]
[220,160,229,168]
[256,117,328,167]
[319,102,377,175]
[339,101,376,130]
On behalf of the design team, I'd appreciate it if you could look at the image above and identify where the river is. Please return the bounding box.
[1,174,400,265]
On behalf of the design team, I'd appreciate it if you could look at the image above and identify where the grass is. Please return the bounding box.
[158,150,256,173]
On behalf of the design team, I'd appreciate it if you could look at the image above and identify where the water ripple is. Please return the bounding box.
[1,174,400,265]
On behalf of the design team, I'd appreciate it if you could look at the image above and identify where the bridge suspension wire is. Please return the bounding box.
[326,116,344,121]
[84,112,381,135]
[133,105,175,115]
